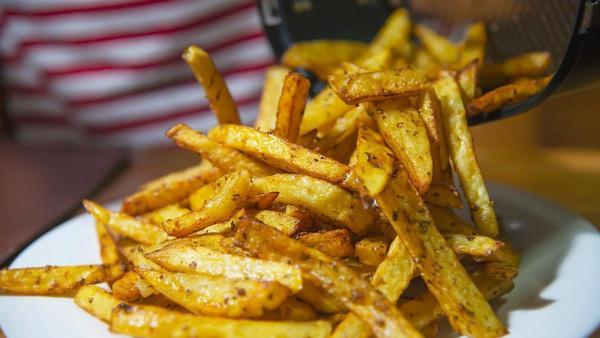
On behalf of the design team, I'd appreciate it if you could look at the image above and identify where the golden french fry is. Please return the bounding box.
[468,75,552,116]
[417,88,460,203]
[146,203,190,226]
[162,170,251,237]
[256,66,290,132]
[328,68,427,104]
[282,40,367,80]
[298,50,392,136]
[457,21,486,68]
[122,161,221,216]
[111,303,333,338]
[208,125,356,189]
[251,174,375,234]
[275,72,311,142]
[427,204,477,235]
[0,265,107,295]
[247,191,280,210]
[183,45,239,124]
[311,106,368,152]
[84,200,123,280]
[112,271,156,302]
[369,99,433,194]
[166,124,277,176]
[415,24,459,65]
[235,219,422,338]
[478,244,520,280]
[298,229,354,258]
[74,285,124,322]
[376,168,505,337]
[353,128,395,196]
[296,280,346,314]
[85,200,169,245]
[125,245,289,318]
[413,48,440,74]
[300,86,353,136]
[480,51,551,88]
[457,59,480,103]
[423,183,463,209]
[146,241,303,292]
[354,237,389,267]
[444,233,505,257]
[363,8,411,58]
[254,209,303,236]
[434,76,499,237]
[399,269,515,329]
[262,297,318,321]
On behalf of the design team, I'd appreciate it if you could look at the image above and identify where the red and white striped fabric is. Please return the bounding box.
[0,0,275,147]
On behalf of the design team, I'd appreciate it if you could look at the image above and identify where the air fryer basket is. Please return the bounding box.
[258,0,600,125]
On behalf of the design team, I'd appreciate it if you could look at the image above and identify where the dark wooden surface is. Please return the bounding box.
[0,142,128,265]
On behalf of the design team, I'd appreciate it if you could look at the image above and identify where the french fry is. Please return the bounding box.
[162,170,251,237]
[166,124,277,177]
[298,229,354,258]
[125,245,289,318]
[376,168,505,337]
[256,66,290,132]
[254,209,303,236]
[84,200,123,280]
[247,191,280,210]
[468,75,552,116]
[423,183,463,209]
[457,21,486,68]
[427,204,477,235]
[0,265,107,295]
[112,271,157,302]
[299,86,353,136]
[415,24,459,65]
[296,280,346,314]
[434,76,499,237]
[208,125,356,189]
[183,45,240,124]
[328,68,427,104]
[369,99,433,194]
[457,59,480,103]
[417,88,461,207]
[311,106,367,152]
[413,48,439,75]
[354,237,389,267]
[122,161,221,216]
[235,219,422,338]
[353,128,395,196]
[399,269,515,329]
[363,8,411,58]
[146,203,190,225]
[262,297,317,321]
[444,233,505,257]
[480,51,551,88]
[111,303,333,338]
[275,73,311,142]
[251,174,375,234]
[74,285,124,322]
[146,242,303,292]
[85,200,170,245]
[282,40,367,80]
[297,48,394,137]
[479,244,520,280]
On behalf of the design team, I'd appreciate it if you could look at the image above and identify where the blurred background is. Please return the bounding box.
[0,0,598,265]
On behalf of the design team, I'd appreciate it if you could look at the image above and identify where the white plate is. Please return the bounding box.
[1,183,599,338]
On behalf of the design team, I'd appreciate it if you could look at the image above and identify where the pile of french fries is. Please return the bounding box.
[1,8,550,338]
